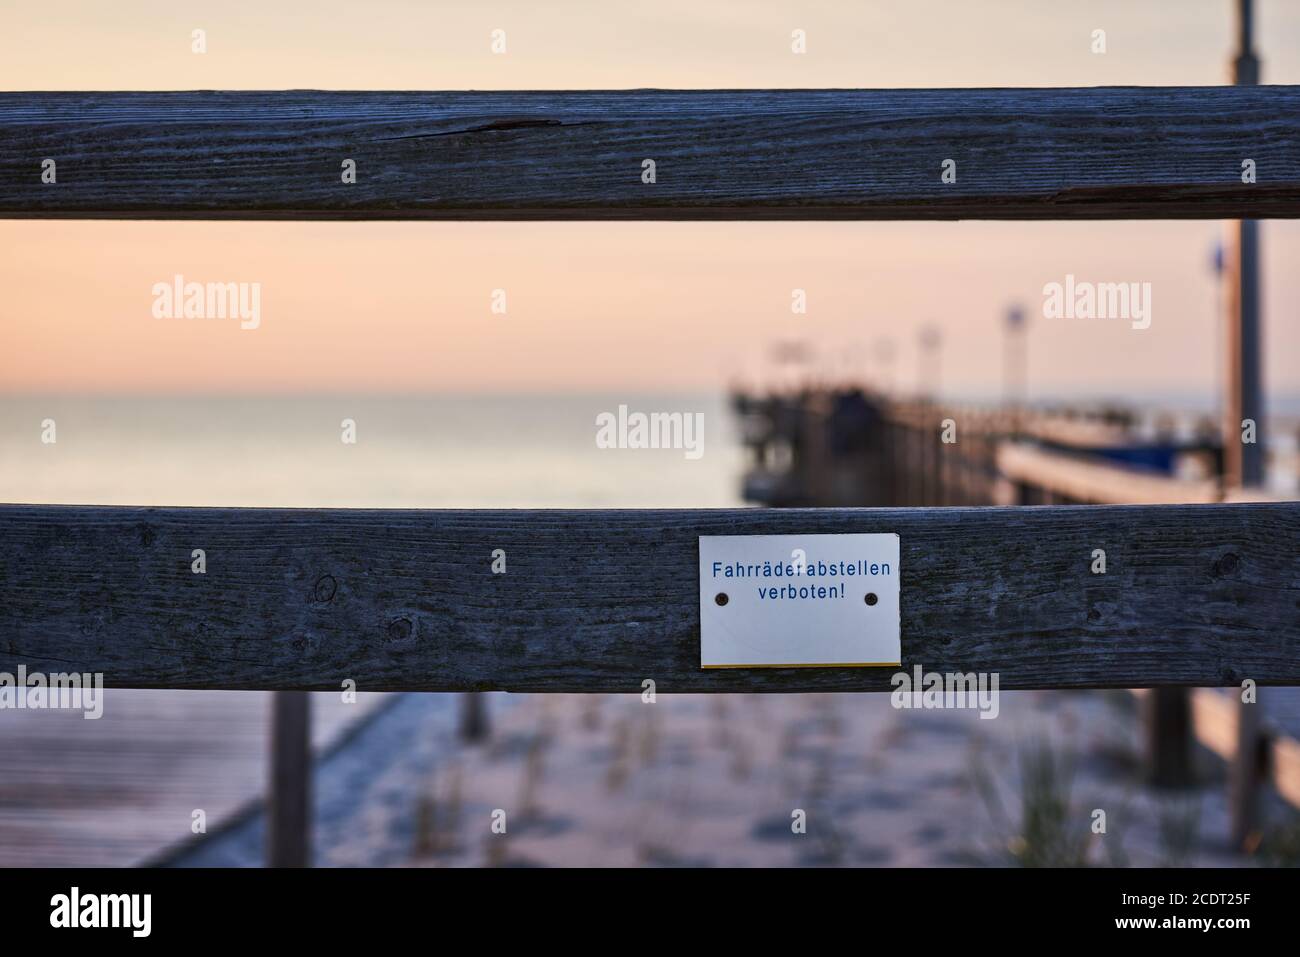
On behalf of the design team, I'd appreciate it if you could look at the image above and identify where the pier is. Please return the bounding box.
[733,384,1300,837]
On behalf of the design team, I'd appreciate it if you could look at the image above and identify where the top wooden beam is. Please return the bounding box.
[1,87,1297,220]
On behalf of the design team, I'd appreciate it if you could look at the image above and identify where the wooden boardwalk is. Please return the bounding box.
[0,689,388,867]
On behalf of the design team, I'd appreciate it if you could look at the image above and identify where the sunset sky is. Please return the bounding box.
[2,0,1297,401]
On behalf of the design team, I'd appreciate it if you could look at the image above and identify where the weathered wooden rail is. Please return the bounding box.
[3,80,1299,863]
[1,87,1299,220]
[1,502,1297,692]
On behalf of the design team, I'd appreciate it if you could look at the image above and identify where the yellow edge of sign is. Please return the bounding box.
[701,662,901,669]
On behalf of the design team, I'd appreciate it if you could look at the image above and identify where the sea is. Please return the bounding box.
[0,393,746,508]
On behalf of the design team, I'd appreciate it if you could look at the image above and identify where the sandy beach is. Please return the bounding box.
[174,688,1298,868]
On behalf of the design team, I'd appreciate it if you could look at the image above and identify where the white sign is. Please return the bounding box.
[699,533,900,668]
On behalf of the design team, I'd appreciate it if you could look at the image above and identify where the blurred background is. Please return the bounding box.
[1,1,1298,867]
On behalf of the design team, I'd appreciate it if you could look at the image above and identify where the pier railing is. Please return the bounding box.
[4,84,1291,691]
[5,501,1297,692]
[2,85,1299,864]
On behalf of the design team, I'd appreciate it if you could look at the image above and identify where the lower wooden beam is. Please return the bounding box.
[0,503,1297,692]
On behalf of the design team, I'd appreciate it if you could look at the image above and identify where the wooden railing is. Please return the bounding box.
[3,502,1297,692]
[2,87,1299,220]
[2,85,1298,865]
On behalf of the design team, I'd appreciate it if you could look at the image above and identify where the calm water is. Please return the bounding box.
[0,394,744,865]
[0,393,745,508]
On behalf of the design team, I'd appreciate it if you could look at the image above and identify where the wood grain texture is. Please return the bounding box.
[1,503,1297,691]
[1,88,1298,220]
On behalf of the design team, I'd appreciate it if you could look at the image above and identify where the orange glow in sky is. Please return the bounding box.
[2,1,1297,399]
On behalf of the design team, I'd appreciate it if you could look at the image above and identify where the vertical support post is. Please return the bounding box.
[868,399,885,504]
[1224,218,1263,488]
[459,691,490,742]
[890,416,901,506]
[1143,688,1194,788]
[909,419,922,505]
[939,417,951,506]
[932,414,943,506]
[1229,693,1264,851]
[1223,0,1263,489]
[267,690,312,867]
[1003,306,1027,439]
[904,416,915,506]
[1225,0,1265,851]
[919,416,930,505]
[808,394,831,504]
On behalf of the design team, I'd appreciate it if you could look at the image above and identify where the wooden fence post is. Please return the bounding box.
[458,692,490,742]
[1143,687,1194,788]
[267,690,312,867]
[1229,692,1264,850]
